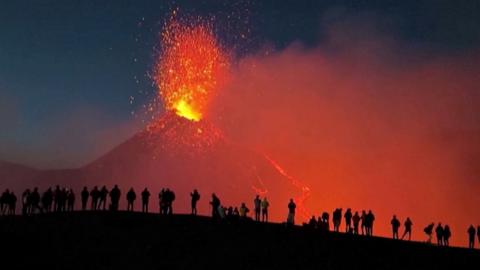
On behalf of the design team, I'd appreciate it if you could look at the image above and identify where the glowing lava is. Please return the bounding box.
[154,14,229,121]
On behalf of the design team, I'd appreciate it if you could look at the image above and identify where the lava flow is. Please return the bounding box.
[150,13,311,221]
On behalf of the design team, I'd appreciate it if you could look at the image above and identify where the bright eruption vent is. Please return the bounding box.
[154,17,228,121]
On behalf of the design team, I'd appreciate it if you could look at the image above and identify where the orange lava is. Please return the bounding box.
[154,13,229,121]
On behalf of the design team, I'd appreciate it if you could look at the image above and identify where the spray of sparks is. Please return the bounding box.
[154,12,229,121]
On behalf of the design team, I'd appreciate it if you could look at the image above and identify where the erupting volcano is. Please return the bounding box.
[0,13,311,222]
[143,14,311,219]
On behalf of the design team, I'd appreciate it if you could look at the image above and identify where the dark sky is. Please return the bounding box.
[1,0,479,168]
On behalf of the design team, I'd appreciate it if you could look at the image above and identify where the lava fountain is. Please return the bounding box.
[154,14,229,122]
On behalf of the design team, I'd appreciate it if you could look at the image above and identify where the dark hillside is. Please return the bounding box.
[0,212,478,269]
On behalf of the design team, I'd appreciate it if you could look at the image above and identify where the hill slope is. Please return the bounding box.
[0,212,478,270]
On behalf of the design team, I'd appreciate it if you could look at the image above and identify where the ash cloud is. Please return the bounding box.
[210,19,480,245]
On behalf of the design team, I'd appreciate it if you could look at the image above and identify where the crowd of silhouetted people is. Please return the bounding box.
[1,186,479,249]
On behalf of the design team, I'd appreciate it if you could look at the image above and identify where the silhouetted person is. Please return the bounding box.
[30,187,41,214]
[287,199,296,225]
[8,192,16,215]
[477,225,480,245]
[322,212,330,231]
[109,185,121,211]
[333,208,342,232]
[0,189,10,215]
[160,188,175,215]
[352,211,360,235]
[261,197,269,222]
[468,225,476,249]
[435,223,444,246]
[67,189,75,211]
[158,189,165,214]
[401,217,413,240]
[308,215,317,228]
[22,188,31,215]
[424,223,434,243]
[141,188,150,213]
[344,208,352,233]
[443,225,451,247]
[190,189,200,215]
[210,193,221,219]
[90,186,100,210]
[254,195,261,222]
[42,188,53,213]
[54,185,64,212]
[60,188,68,212]
[99,186,109,210]
[366,210,375,236]
[239,202,250,218]
[391,215,401,239]
[81,187,89,211]
[126,188,136,211]
[360,210,367,235]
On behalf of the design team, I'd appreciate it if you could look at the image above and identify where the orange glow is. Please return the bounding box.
[154,15,229,121]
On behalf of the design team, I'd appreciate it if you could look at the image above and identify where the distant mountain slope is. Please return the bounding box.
[0,113,310,221]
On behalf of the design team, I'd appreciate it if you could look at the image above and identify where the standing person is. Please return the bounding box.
[287,199,296,225]
[99,186,109,210]
[366,210,375,236]
[165,189,175,215]
[109,185,121,211]
[30,188,41,214]
[352,211,360,235]
[333,208,342,232]
[42,188,53,213]
[253,195,261,222]
[443,225,451,247]
[81,187,89,211]
[190,189,200,216]
[158,189,165,214]
[22,189,31,215]
[8,192,16,215]
[210,193,221,219]
[141,188,150,213]
[477,225,480,246]
[261,197,270,222]
[468,225,476,249]
[401,217,413,240]
[344,208,352,233]
[360,210,367,235]
[0,189,7,215]
[435,223,444,246]
[322,212,330,231]
[391,215,401,239]
[90,186,100,210]
[126,188,136,211]
[67,189,75,212]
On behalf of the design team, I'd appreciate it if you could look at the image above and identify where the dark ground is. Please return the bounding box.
[0,212,478,270]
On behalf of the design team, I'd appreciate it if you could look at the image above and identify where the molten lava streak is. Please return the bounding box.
[154,16,228,121]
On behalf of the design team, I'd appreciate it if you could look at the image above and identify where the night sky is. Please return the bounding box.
[1,0,479,168]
